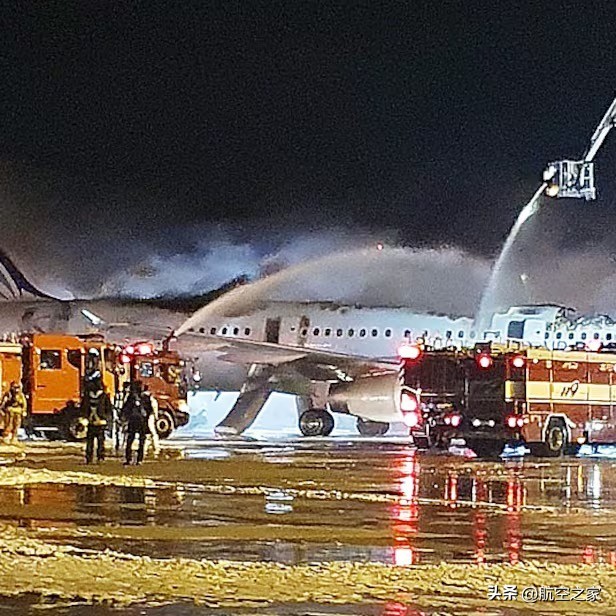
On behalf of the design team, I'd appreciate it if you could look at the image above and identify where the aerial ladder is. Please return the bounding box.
[542,94,616,201]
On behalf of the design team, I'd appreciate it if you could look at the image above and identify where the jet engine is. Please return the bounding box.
[328,373,402,424]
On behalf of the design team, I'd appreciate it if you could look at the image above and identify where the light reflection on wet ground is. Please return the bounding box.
[0,598,536,616]
[2,440,616,568]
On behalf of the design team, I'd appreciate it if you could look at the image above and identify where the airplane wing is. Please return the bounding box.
[174,333,399,382]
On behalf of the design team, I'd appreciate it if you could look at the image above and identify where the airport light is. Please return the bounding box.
[587,339,602,352]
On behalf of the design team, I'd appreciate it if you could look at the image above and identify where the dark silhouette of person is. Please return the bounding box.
[121,381,151,465]
[82,380,112,464]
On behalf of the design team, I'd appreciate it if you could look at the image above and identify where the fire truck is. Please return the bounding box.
[400,341,616,456]
[0,333,189,441]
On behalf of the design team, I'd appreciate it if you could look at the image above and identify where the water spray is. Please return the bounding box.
[476,93,616,331]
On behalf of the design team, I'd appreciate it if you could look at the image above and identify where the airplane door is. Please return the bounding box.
[297,316,310,346]
[265,318,281,344]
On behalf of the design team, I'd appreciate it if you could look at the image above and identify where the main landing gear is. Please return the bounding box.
[299,409,335,437]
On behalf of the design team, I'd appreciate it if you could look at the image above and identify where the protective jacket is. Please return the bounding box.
[82,389,112,426]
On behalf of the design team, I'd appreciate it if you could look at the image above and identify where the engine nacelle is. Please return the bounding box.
[328,373,402,423]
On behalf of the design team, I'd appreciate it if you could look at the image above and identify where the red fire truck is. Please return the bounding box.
[401,342,616,456]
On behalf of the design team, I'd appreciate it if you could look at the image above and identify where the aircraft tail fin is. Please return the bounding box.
[0,249,59,301]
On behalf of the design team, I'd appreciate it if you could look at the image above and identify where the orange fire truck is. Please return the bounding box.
[0,333,189,441]
[401,342,616,456]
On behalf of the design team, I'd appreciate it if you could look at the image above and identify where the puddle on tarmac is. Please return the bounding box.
[1,443,615,568]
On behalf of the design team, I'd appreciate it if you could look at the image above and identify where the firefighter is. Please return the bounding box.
[1,382,27,444]
[82,380,112,464]
[121,381,150,465]
[112,382,130,452]
[142,384,160,457]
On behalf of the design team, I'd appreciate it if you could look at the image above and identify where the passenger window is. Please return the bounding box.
[67,350,81,370]
[324,328,331,337]
[313,328,320,336]
[608,333,613,341]
[221,327,228,335]
[556,332,562,339]
[568,333,574,340]
[385,329,392,338]
[244,327,251,336]
[210,327,217,335]
[233,327,239,335]
[301,328,308,336]
[199,327,205,334]
[404,329,411,338]
[470,331,476,339]
[40,350,61,370]
[359,329,366,338]
[581,333,587,340]
[371,329,378,337]
[445,330,452,339]
[336,329,343,337]
[545,332,549,339]
[594,332,600,339]
[458,330,464,338]
[348,329,354,337]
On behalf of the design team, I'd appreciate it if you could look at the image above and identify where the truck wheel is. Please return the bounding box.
[356,418,389,436]
[156,410,175,439]
[299,409,335,437]
[543,420,567,457]
[64,416,88,442]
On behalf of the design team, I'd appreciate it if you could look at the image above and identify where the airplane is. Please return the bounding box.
[172,286,616,437]
[4,248,616,439]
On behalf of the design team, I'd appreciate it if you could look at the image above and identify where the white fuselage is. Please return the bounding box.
[178,301,616,425]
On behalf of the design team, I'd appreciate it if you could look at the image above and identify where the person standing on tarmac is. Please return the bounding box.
[142,384,161,458]
[121,381,150,465]
[1,382,27,444]
[113,382,130,452]
[82,380,112,464]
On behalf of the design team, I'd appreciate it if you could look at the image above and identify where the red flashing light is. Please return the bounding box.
[136,342,153,355]
[511,355,525,369]
[403,411,420,428]
[400,392,418,413]
[477,354,493,369]
[398,343,421,360]
[506,416,517,429]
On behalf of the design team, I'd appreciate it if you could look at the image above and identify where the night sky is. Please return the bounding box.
[2,2,616,299]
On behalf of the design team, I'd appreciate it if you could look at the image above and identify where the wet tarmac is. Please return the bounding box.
[0,437,614,614]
